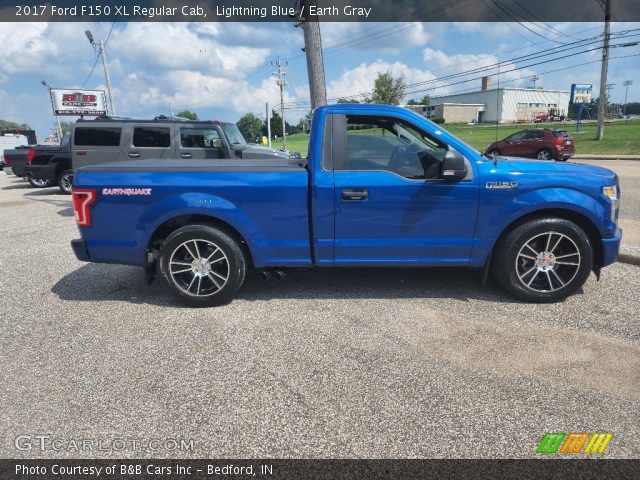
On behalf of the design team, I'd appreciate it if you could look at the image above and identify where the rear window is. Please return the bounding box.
[554,130,571,138]
[133,127,171,148]
[74,127,122,146]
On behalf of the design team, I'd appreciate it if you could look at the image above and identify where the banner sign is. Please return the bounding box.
[50,89,107,116]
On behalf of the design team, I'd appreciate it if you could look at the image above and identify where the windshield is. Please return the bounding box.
[223,123,246,145]
[418,115,482,157]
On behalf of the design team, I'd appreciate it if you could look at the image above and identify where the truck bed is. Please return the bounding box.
[74,160,312,268]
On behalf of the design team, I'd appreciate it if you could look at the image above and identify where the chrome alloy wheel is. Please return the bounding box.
[168,239,229,297]
[60,172,73,191]
[537,150,551,160]
[515,231,581,293]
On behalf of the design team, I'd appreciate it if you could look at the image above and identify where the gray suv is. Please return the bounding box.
[71,115,298,170]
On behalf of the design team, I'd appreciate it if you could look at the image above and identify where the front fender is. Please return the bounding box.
[481,187,611,238]
[471,187,612,265]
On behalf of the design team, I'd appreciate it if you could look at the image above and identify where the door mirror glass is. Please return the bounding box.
[440,149,468,181]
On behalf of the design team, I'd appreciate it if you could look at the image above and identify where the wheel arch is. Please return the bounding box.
[492,208,603,269]
[147,214,254,267]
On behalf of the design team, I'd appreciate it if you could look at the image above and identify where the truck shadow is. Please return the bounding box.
[23,189,74,217]
[52,264,526,306]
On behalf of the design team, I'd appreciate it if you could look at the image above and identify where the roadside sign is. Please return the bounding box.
[50,89,107,116]
[570,84,592,105]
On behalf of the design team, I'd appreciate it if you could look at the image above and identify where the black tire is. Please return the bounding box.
[536,149,553,161]
[58,169,74,195]
[488,149,500,157]
[159,224,246,307]
[493,218,593,303]
[26,174,53,188]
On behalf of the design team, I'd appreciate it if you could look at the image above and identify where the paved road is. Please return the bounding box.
[575,159,640,257]
[0,169,638,459]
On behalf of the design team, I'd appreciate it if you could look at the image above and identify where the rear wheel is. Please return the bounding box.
[536,149,552,160]
[493,218,593,303]
[159,225,246,307]
[58,169,74,195]
[26,174,53,188]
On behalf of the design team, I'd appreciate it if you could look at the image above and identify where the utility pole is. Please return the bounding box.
[531,74,540,89]
[272,58,287,149]
[605,83,615,119]
[266,102,272,148]
[623,80,633,116]
[299,0,327,110]
[596,0,610,140]
[85,30,116,115]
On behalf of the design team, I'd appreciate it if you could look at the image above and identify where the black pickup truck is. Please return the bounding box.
[20,135,73,193]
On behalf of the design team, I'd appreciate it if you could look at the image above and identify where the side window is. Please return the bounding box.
[180,128,221,149]
[525,131,543,139]
[507,131,527,141]
[74,127,121,146]
[133,127,171,148]
[340,115,447,180]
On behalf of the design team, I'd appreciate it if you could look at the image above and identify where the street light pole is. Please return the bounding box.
[85,30,116,115]
[623,80,633,116]
[41,80,62,141]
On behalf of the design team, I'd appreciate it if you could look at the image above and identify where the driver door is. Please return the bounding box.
[332,114,480,265]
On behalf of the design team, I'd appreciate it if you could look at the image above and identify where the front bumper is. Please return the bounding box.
[24,164,57,181]
[601,228,622,267]
[4,166,14,175]
[71,239,91,262]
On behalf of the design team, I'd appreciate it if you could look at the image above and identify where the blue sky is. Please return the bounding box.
[1,21,639,140]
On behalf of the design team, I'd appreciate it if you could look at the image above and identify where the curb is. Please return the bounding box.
[572,155,640,161]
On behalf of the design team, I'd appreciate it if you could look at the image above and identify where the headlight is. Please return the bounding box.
[602,185,618,200]
[602,185,620,224]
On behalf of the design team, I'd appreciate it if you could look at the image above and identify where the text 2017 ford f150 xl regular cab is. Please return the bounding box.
[70,104,621,306]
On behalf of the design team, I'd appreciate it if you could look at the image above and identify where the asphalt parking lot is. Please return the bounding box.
[1,162,639,459]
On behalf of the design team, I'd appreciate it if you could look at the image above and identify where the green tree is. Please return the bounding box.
[337,98,360,104]
[406,95,429,106]
[267,110,283,138]
[59,121,74,136]
[176,110,198,120]
[371,71,406,105]
[236,113,264,143]
[0,119,31,130]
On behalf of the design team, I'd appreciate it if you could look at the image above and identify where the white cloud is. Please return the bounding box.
[327,60,436,102]
[422,47,538,94]
[321,22,430,54]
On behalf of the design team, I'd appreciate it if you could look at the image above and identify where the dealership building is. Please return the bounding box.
[404,77,570,124]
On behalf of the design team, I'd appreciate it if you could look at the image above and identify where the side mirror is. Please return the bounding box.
[441,149,468,181]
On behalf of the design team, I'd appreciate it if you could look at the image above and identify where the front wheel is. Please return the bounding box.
[487,149,500,157]
[26,174,53,188]
[58,169,74,195]
[493,218,593,303]
[159,225,247,307]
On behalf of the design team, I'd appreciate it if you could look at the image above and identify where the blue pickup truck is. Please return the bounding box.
[70,104,621,306]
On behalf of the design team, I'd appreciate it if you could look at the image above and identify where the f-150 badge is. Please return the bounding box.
[486,181,518,189]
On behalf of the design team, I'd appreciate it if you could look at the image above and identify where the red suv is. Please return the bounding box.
[484,129,575,161]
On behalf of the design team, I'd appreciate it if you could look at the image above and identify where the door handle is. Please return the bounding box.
[128,152,140,158]
[341,188,368,201]
[181,153,192,159]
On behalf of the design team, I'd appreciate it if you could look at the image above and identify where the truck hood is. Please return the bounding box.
[231,144,301,160]
[495,156,616,179]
